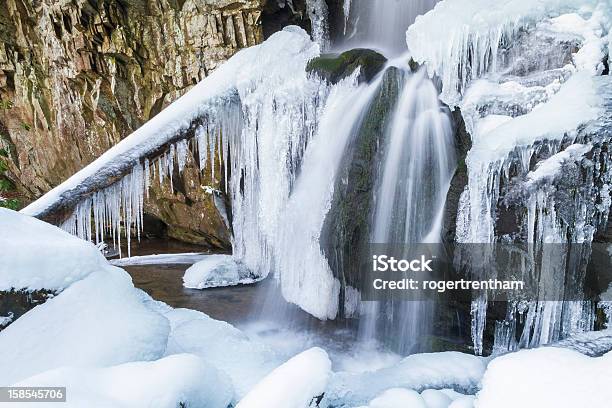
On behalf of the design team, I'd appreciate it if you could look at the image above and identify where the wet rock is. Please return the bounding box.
[321,66,403,316]
[306,48,387,84]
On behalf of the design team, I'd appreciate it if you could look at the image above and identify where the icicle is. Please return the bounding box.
[176,139,188,173]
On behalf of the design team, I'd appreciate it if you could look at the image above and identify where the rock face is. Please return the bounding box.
[0,0,265,248]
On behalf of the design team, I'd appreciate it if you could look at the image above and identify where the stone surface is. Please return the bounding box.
[0,0,265,247]
[306,48,386,84]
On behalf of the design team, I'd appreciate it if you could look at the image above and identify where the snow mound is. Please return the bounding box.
[183,255,257,289]
[369,388,427,408]
[0,266,170,385]
[320,351,486,407]
[236,347,331,408]
[163,308,279,401]
[0,208,107,291]
[475,347,612,407]
[12,354,233,408]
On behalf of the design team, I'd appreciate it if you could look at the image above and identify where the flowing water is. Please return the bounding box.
[359,66,455,354]
[343,0,440,55]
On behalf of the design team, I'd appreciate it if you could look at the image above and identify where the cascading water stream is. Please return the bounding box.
[360,67,455,353]
[344,0,439,55]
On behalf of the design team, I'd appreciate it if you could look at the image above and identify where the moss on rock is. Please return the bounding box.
[306,48,387,84]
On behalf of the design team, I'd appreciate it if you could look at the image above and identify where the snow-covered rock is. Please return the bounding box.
[320,352,486,407]
[475,347,612,407]
[183,255,257,289]
[236,347,331,408]
[163,308,279,400]
[0,208,107,291]
[12,354,233,408]
[0,266,170,386]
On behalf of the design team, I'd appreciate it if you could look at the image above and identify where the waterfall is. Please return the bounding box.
[275,73,385,320]
[360,67,455,353]
[372,68,454,244]
[346,0,439,54]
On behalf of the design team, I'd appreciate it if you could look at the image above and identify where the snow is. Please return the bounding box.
[235,347,331,408]
[0,209,280,402]
[109,252,208,266]
[12,354,233,408]
[0,208,107,291]
[183,254,257,289]
[406,0,606,105]
[469,72,602,162]
[163,308,280,401]
[525,143,592,188]
[0,266,170,386]
[448,396,475,408]
[320,352,487,407]
[475,347,612,407]
[368,389,427,408]
[421,389,454,408]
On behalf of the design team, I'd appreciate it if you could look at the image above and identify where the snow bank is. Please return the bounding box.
[12,354,233,408]
[0,208,106,291]
[476,347,612,407]
[0,266,170,385]
[183,254,257,289]
[236,347,331,408]
[320,352,487,407]
[406,0,606,104]
[163,308,279,400]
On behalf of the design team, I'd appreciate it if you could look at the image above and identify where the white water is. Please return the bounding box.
[360,67,455,353]
[346,0,439,54]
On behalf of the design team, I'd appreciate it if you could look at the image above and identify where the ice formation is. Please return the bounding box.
[406,0,608,105]
[306,0,331,50]
[109,252,207,266]
[408,0,612,355]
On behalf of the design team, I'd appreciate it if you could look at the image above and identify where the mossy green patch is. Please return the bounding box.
[307,48,387,84]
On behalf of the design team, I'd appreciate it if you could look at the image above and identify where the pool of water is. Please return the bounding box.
[122,241,403,373]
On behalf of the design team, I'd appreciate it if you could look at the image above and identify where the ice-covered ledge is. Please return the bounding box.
[20,27,320,225]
